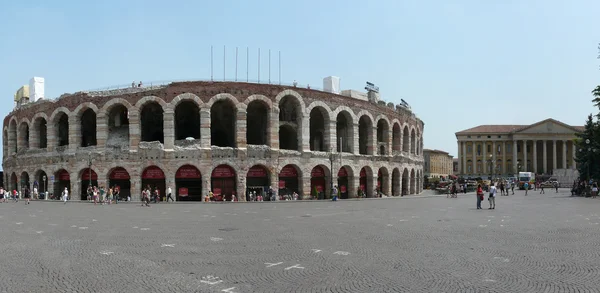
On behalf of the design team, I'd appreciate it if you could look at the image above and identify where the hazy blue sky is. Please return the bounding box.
[1,0,599,158]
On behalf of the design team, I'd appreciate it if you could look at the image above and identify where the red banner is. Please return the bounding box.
[341,185,347,193]
[338,168,348,177]
[311,167,325,178]
[57,170,70,181]
[360,184,365,191]
[278,180,286,188]
[247,166,268,178]
[142,166,165,179]
[110,168,130,180]
[212,165,235,178]
[360,168,367,177]
[213,188,222,196]
[176,165,201,179]
[315,185,323,192]
[279,165,298,178]
[179,187,188,197]
[81,169,98,181]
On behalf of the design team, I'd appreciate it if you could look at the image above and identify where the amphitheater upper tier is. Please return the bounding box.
[3,81,424,201]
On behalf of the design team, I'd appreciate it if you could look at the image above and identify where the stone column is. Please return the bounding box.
[512,140,517,173]
[458,141,462,174]
[96,112,107,150]
[301,115,310,152]
[69,115,79,151]
[236,171,246,202]
[128,109,140,151]
[482,141,487,173]
[270,108,280,150]
[70,171,80,201]
[352,123,359,154]
[472,141,476,175]
[200,108,211,148]
[552,140,557,173]
[163,109,175,150]
[492,141,496,175]
[369,126,377,155]
[46,123,55,152]
[532,140,537,174]
[328,121,337,153]
[165,170,176,202]
[562,140,567,169]
[522,140,527,171]
[236,108,247,149]
[130,177,141,202]
[387,129,393,156]
[302,175,311,200]
[502,141,506,175]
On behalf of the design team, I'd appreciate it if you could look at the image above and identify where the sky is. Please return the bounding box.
[0,0,599,158]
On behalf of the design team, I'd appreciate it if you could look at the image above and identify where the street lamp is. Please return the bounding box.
[88,152,93,190]
[487,154,494,181]
[42,175,47,200]
[329,146,334,200]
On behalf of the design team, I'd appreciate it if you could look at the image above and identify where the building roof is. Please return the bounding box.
[423,148,449,155]
[455,118,583,135]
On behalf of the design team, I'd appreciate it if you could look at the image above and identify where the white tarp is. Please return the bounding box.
[323,76,340,94]
[30,77,45,101]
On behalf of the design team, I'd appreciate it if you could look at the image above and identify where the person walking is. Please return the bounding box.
[166,186,175,202]
[555,182,559,193]
[488,184,496,209]
[332,185,338,201]
[62,187,69,204]
[540,182,545,194]
[592,183,598,198]
[524,182,529,196]
[476,184,484,210]
[24,187,31,205]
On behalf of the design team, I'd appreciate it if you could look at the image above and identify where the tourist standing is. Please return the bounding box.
[332,185,338,201]
[540,183,545,194]
[62,187,69,204]
[524,182,529,196]
[24,187,31,205]
[555,182,559,193]
[476,184,483,209]
[488,184,496,209]
[592,183,598,198]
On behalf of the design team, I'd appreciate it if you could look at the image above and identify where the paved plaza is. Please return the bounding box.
[1,189,600,292]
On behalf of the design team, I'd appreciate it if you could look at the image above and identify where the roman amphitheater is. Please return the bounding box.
[2,79,424,201]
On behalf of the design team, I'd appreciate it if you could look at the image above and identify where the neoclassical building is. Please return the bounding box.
[455,119,583,177]
[422,149,453,179]
[3,80,425,201]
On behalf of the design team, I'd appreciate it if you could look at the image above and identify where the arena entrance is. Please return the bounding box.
[278,165,300,199]
[246,165,270,201]
[211,165,236,201]
[54,169,70,200]
[141,166,166,201]
[10,173,17,192]
[359,167,369,198]
[80,168,98,200]
[109,167,131,201]
[175,165,202,201]
[337,167,349,199]
[310,166,326,200]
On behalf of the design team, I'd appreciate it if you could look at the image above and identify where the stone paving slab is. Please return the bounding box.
[1,188,600,292]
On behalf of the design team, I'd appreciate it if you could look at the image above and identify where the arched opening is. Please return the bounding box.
[107,104,130,148]
[377,168,389,196]
[377,119,389,155]
[80,109,97,147]
[8,120,17,153]
[34,118,47,148]
[410,129,416,154]
[246,165,270,201]
[402,126,409,153]
[392,168,400,196]
[141,166,166,201]
[108,167,131,201]
[140,102,164,143]
[18,122,29,151]
[310,165,327,199]
[56,113,69,147]
[211,100,236,147]
[337,166,351,199]
[10,172,17,192]
[392,123,401,154]
[3,129,8,155]
[211,165,237,201]
[359,167,373,198]
[35,170,48,198]
[417,130,421,155]
[80,168,98,200]
[175,101,200,140]
[358,116,373,155]
[54,169,70,199]
[410,169,416,194]
[402,169,409,196]
[20,172,30,194]
[175,165,202,201]
[246,101,269,145]
[279,96,301,151]
[336,111,353,153]
[279,165,300,199]
[309,107,328,151]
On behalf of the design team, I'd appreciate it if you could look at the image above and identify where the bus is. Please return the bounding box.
[518,172,535,190]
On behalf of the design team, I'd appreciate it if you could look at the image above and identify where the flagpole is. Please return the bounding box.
[235,47,238,82]
[211,45,213,81]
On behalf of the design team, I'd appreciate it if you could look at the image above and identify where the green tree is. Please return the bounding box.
[575,114,599,180]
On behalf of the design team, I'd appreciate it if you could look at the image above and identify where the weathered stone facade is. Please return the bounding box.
[3,81,424,200]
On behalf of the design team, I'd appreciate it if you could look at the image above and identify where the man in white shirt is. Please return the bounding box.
[63,187,69,204]
[166,187,175,202]
[488,184,497,210]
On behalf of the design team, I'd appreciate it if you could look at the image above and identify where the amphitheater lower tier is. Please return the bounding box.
[3,146,423,201]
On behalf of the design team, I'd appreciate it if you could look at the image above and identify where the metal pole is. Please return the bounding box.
[211,46,213,81]
[235,47,238,82]
[268,49,271,84]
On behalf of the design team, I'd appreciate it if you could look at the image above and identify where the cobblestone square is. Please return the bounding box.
[1,190,600,292]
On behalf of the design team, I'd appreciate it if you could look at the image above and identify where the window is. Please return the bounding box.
[498,135,502,138]
[477,144,481,156]
[477,160,482,172]
[467,145,472,153]
[487,135,491,138]
[497,145,501,154]
[477,136,481,138]
[517,144,521,153]
[467,135,471,138]
[487,144,491,153]
[507,144,512,153]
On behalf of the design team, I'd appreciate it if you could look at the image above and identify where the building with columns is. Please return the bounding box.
[423,149,453,179]
[455,119,582,177]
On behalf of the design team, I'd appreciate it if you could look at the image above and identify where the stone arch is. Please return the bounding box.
[139,99,165,143]
[8,117,17,153]
[334,108,355,153]
[31,113,48,149]
[392,122,401,154]
[49,107,71,123]
[278,163,303,199]
[80,108,97,147]
[105,101,130,148]
[100,98,134,115]
[306,101,334,121]
[336,165,355,199]
[376,116,390,155]
[278,94,303,151]
[171,93,203,109]
[3,128,8,156]
[402,125,409,153]
[309,104,331,152]
[211,164,238,201]
[377,167,390,196]
[274,89,306,114]
[358,113,374,155]
[410,128,416,154]
[359,166,374,198]
[51,109,70,147]
[246,99,270,146]
[410,168,416,194]
[72,102,100,119]
[210,97,237,147]
[18,119,30,151]
[392,167,401,196]
[174,98,201,140]
[309,163,331,198]
[402,168,409,196]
